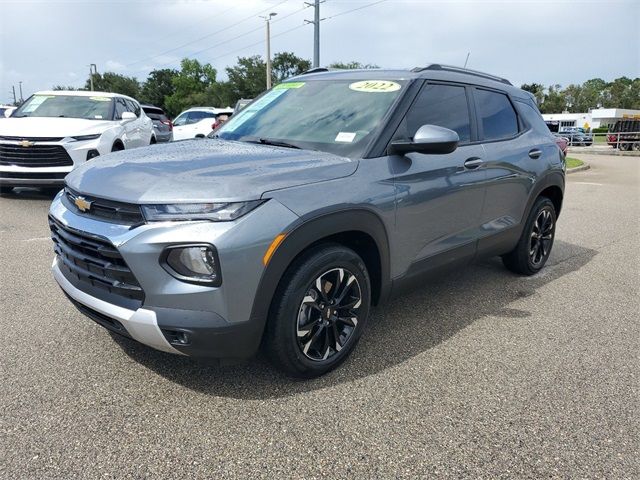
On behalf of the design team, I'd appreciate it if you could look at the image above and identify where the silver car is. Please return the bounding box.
[50,65,565,378]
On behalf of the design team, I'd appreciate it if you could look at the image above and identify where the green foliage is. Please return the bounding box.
[328,61,379,69]
[164,59,218,117]
[52,85,80,91]
[139,69,178,110]
[84,72,140,98]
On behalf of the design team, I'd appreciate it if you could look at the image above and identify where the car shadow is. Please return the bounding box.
[111,239,597,399]
[0,187,60,201]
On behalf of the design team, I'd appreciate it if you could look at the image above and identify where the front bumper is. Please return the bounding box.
[0,138,104,187]
[49,192,299,358]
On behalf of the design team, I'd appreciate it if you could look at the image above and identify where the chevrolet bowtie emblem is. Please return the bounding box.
[19,140,34,147]
[74,196,92,212]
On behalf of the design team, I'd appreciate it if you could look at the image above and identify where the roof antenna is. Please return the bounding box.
[463,52,470,69]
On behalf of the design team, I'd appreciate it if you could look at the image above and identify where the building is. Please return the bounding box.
[542,108,640,132]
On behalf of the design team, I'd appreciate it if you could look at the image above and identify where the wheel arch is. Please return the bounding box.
[111,138,125,151]
[248,208,392,333]
[524,170,565,221]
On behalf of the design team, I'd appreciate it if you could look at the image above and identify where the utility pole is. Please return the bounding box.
[11,86,17,105]
[260,13,277,90]
[305,0,322,68]
[18,81,23,102]
[463,52,470,69]
[89,64,97,91]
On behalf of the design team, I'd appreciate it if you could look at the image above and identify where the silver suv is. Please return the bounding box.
[50,65,565,378]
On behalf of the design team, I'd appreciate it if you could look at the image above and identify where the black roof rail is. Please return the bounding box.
[300,67,330,75]
[411,64,512,86]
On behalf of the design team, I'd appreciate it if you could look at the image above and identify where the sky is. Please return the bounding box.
[1,0,639,104]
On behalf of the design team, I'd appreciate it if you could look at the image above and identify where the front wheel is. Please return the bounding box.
[502,197,556,275]
[265,244,371,378]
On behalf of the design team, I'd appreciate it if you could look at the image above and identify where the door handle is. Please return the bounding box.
[529,149,542,159]
[464,157,483,169]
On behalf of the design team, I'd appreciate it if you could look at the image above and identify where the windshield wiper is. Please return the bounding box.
[240,136,302,150]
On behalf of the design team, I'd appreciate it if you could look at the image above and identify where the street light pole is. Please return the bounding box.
[261,12,277,90]
[89,64,97,91]
[313,0,320,68]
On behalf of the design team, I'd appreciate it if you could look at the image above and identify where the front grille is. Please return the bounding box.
[0,143,73,167]
[63,188,145,225]
[0,171,67,180]
[0,135,64,142]
[49,216,144,303]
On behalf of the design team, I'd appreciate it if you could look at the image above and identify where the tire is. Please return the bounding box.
[619,142,630,151]
[265,244,371,378]
[0,185,13,195]
[111,142,124,152]
[502,197,556,276]
[150,136,157,145]
[632,142,640,152]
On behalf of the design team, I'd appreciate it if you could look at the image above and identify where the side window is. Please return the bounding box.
[186,111,214,124]
[126,100,140,117]
[475,89,519,141]
[173,113,187,126]
[114,98,128,120]
[402,83,472,143]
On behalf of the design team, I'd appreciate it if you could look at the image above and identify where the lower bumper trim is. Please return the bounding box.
[52,258,182,355]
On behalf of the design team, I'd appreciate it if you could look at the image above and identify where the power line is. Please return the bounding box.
[323,0,389,21]
[124,0,289,68]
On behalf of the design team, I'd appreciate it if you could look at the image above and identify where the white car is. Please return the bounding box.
[0,105,17,118]
[171,107,233,141]
[0,91,154,192]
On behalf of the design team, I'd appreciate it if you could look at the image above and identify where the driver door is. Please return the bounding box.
[391,82,487,275]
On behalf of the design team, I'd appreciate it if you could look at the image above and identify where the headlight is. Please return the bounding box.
[161,244,221,286]
[71,134,101,141]
[141,201,263,222]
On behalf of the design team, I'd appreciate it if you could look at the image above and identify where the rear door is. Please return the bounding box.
[474,88,549,255]
[391,82,487,275]
[114,97,137,148]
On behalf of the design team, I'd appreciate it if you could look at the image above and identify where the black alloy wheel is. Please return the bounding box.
[296,267,363,361]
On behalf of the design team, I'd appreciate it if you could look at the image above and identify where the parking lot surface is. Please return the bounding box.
[1,154,638,479]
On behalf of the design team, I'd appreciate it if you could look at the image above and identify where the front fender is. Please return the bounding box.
[248,208,392,333]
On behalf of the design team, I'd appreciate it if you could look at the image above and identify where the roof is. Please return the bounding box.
[34,90,136,100]
[183,107,234,113]
[289,64,529,99]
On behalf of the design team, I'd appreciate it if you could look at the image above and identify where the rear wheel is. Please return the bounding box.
[632,142,640,151]
[265,244,371,378]
[502,197,556,275]
[111,142,124,152]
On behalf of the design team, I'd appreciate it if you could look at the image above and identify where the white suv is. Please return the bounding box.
[171,107,233,141]
[0,91,153,193]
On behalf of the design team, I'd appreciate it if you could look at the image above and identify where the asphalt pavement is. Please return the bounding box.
[1,153,638,478]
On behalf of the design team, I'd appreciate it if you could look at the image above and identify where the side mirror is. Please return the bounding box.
[4,109,13,118]
[388,124,459,155]
[120,111,136,123]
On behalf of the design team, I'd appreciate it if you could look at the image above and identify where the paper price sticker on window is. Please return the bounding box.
[349,81,401,93]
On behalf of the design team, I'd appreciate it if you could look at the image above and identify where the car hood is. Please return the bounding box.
[0,117,113,138]
[65,139,357,203]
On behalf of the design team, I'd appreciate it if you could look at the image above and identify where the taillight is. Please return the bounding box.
[161,119,173,131]
[212,121,219,130]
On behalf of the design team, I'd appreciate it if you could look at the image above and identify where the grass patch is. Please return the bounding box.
[566,157,584,169]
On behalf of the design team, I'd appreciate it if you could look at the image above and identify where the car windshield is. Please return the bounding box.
[13,94,113,120]
[215,79,407,157]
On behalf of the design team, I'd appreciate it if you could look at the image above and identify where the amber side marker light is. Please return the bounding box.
[263,233,287,266]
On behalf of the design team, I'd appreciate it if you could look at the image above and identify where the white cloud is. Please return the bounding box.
[105,60,125,71]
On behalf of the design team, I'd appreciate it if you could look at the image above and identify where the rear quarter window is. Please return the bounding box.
[475,89,519,141]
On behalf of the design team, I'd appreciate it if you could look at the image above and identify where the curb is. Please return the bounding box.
[567,164,590,174]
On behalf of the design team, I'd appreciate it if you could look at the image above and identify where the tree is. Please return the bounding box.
[52,85,79,91]
[520,83,545,105]
[540,84,566,114]
[164,58,217,116]
[328,61,379,69]
[85,72,140,98]
[140,69,178,110]
[225,55,268,101]
[272,52,311,82]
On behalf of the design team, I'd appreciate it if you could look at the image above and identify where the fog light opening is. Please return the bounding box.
[162,329,191,346]
[86,149,100,160]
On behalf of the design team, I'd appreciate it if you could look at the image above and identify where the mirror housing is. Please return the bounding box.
[4,109,13,118]
[120,111,136,123]
[388,124,459,155]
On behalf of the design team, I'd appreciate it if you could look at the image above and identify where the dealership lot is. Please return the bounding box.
[1,154,638,478]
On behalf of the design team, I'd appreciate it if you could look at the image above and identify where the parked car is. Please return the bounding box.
[558,126,592,146]
[49,65,564,378]
[234,98,253,114]
[552,133,569,156]
[0,105,17,118]
[607,119,640,151]
[0,91,154,193]
[142,105,173,143]
[171,107,234,141]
